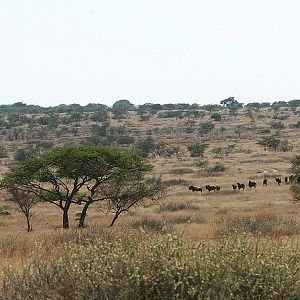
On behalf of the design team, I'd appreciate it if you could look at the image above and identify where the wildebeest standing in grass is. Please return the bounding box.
[263,178,268,186]
[205,185,216,192]
[232,184,237,190]
[237,183,245,190]
[275,177,281,185]
[215,186,221,191]
[248,180,256,189]
[188,185,202,193]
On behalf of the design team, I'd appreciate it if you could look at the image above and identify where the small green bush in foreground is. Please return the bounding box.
[2,234,300,299]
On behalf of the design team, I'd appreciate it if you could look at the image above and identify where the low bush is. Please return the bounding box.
[209,162,226,172]
[156,201,199,213]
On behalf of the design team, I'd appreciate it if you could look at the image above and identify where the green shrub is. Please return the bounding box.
[90,111,109,122]
[292,121,300,128]
[271,121,285,129]
[187,143,208,157]
[0,146,7,158]
[199,122,214,135]
[210,112,222,121]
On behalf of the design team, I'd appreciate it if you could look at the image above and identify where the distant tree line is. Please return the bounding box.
[1,98,299,115]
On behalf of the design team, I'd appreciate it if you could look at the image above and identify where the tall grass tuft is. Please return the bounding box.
[156,201,199,213]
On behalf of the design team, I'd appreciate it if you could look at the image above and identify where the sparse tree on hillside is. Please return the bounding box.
[220,97,238,107]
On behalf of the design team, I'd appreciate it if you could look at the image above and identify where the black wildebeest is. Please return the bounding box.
[205,185,216,192]
[263,178,268,186]
[275,177,281,185]
[248,180,257,189]
[215,186,221,191]
[188,185,202,193]
[237,183,245,190]
[232,184,237,190]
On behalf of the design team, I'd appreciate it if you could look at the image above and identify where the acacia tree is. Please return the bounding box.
[8,188,39,231]
[78,174,164,227]
[1,145,153,229]
[76,158,162,228]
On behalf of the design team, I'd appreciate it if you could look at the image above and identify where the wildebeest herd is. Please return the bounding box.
[188,175,295,194]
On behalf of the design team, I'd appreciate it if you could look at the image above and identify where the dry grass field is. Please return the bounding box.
[0,104,300,298]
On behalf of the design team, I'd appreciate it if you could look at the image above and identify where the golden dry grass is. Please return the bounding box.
[0,106,299,269]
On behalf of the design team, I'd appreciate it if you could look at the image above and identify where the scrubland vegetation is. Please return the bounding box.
[2,230,300,299]
[0,98,300,299]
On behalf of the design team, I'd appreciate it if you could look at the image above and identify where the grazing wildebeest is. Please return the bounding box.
[188,185,202,193]
[232,184,237,190]
[275,177,281,185]
[248,180,256,189]
[205,185,216,192]
[237,183,245,190]
[215,186,221,191]
[263,178,268,186]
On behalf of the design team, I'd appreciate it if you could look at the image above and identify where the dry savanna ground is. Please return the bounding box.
[0,104,299,271]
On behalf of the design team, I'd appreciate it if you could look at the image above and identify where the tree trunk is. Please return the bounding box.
[78,202,90,228]
[26,216,32,232]
[63,209,70,229]
[109,212,121,227]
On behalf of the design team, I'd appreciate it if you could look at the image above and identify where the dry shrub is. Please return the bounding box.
[216,213,300,237]
[2,234,300,299]
[171,168,194,176]
[131,217,166,232]
[168,214,208,224]
[162,178,188,186]
[156,201,199,213]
